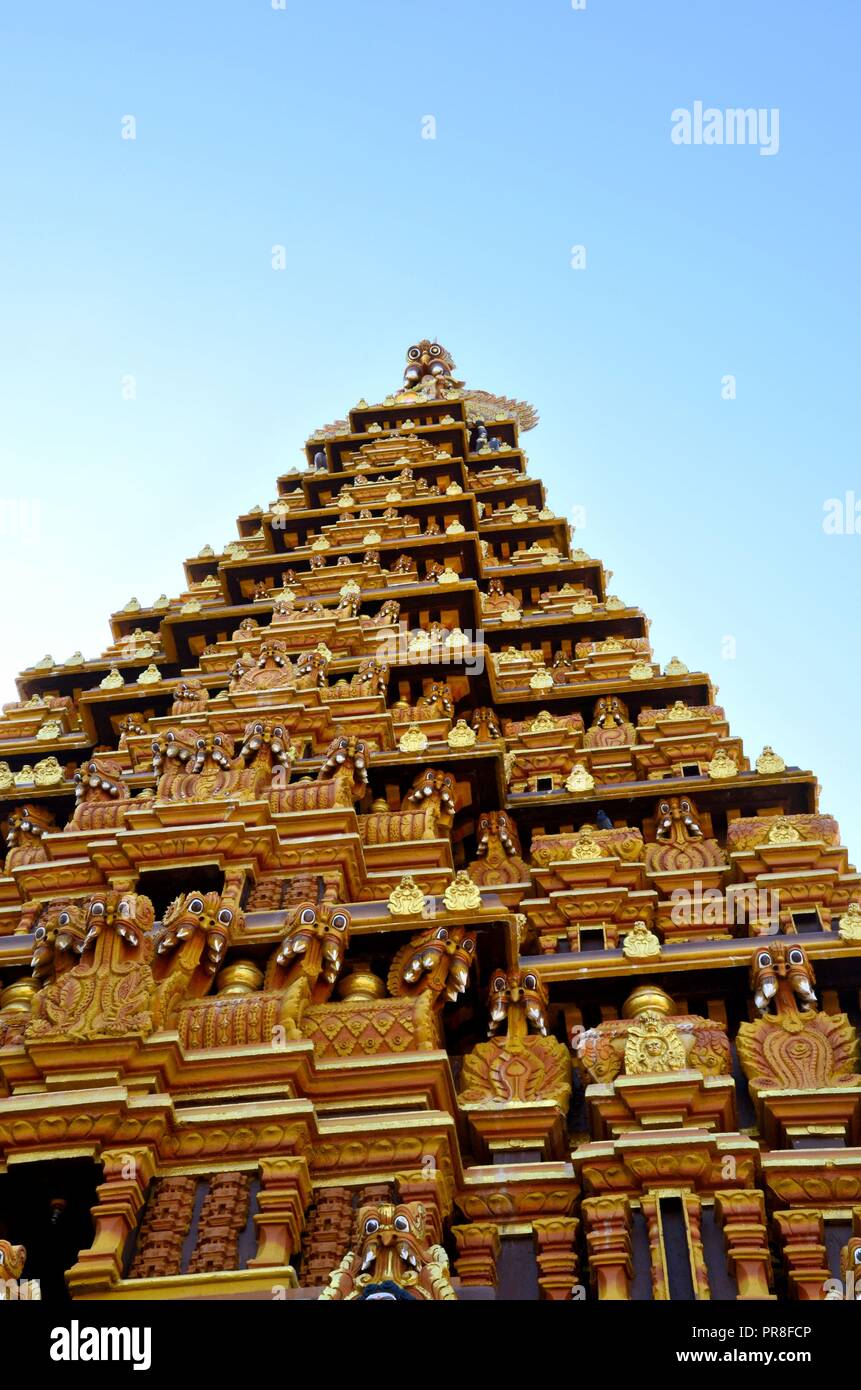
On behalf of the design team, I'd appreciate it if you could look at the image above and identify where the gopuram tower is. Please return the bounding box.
[0,341,859,1302]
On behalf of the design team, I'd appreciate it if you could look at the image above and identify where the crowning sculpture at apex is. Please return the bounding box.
[0,338,859,1304]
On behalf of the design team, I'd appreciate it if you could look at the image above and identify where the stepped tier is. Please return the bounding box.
[0,340,859,1304]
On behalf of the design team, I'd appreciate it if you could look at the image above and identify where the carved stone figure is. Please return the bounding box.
[27,892,156,1041]
[66,756,130,830]
[319,1200,457,1300]
[3,804,54,872]
[470,810,530,886]
[359,768,456,844]
[387,923,476,1004]
[270,734,368,814]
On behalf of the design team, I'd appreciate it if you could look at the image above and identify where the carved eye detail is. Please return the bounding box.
[659,802,670,815]
[57,912,70,928]
[254,723,264,735]
[429,344,442,358]
[435,927,449,941]
[117,900,131,916]
[681,800,691,813]
[853,1247,861,1265]
[196,738,206,749]
[789,949,804,966]
[331,913,348,931]
[394,1214,410,1232]
[217,909,233,926]
[407,346,421,361]
[90,901,105,917]
[523,974,537,989]
[462,939,475,953]
[364,1217,380,1234]
[758,952,772,969]
[300,908,316,925]
[189,898,205,915]
[34,925,47,941]
[493,976,506,992]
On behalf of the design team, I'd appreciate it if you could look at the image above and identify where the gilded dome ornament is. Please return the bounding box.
[35,719,63,740]
[530,709,557,733]
[435,567,459,585]
[604,594,625,610]
[500,606,522,622]
[665,700,691,721]
[569,829,603,860]
[447,719,476,749]
[837,902,861,942]
[0,762,13,791]
[623,1011,686,1075]
[387,875,427,917]
[510,507,529,524]
[664,655,689,676]
[629,660,654,679]
[363,530,382,544]
[99,668,125,690]
[445,520,465,535]
[622,920,662,959]
[64,652,84,667]
[123,597,141,612]
[445,482,463,495]
[767,817,802,845]
[137,664,162,685]
[443,870,481,911]
[565,764,595,793]
[399,724,428,753]
[445,627,469,649]
[31,654,54,670]
[153,594,169,609]
[181,599,202,614]
[571,597,593,615]
[529,670,553,690]
[198,544,214,558]
[707,748,738,779]
[14,765,34,786]
[310,537,330,551]
[756,745,786,775]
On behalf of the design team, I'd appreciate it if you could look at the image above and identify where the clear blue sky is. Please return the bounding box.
[1,2,859,847]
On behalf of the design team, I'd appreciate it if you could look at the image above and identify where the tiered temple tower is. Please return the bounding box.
[0,340,860,1302]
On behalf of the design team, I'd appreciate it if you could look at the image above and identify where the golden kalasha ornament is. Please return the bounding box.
[447,720,476,749]
[398,724,428,753]
[707,748,738,779]
[837,903,861,942]
[443,870,481,911]
[622,920,662,959]
[387,875,427,917]
[756,745,786,774]
[565,763,595,792]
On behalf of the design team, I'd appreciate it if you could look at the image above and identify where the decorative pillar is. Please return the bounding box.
[583,1195,633,1300]
[301,1187,353,1285]
[248,1155,311,1268]
[773,1209,829,1300]
[641,1196,670,1300]
[715,1189,775,1300]
[532,1217,580,1300]
[66,1145,157,1296]
[452,1223,500,1287]
[681,1194,711,1300]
